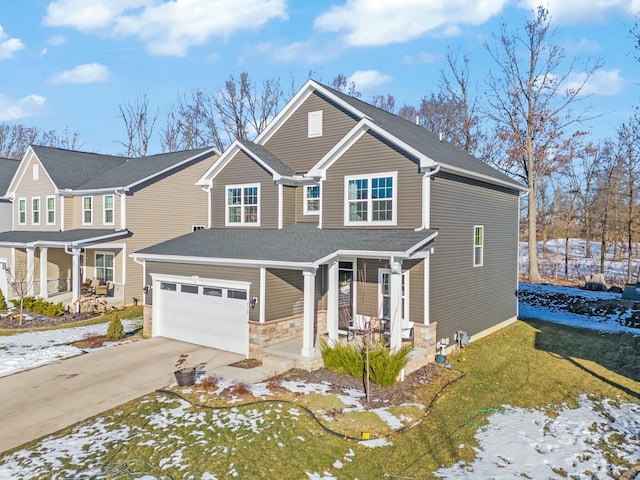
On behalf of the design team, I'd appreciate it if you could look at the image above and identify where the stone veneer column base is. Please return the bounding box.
[143,305,152,338]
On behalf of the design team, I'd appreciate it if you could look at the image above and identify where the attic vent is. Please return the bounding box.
[308,111,323,138]
[32,164,39,181]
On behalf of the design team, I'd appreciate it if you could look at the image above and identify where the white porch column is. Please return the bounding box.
[327,260,339,344]
[71,248,82,301]
[26,247,35,296]
[301,269,317,357]
[39,247,48,298]
[389,259,403,352]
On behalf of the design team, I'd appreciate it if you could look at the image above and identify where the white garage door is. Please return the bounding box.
[153,278,250,355]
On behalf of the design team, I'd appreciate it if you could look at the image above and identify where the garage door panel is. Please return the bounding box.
[154,281,249,355]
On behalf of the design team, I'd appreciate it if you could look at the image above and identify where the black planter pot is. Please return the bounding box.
[174,368,196,386]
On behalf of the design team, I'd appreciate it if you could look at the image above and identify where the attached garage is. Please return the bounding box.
[151,274,250,355]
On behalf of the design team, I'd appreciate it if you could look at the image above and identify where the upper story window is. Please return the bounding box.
[103,195,114,225]
[304,185,320,215]
[32,164,39,181]
[344,172,397,225]
[83,196,93,225]
[474,226,484,267]
[46,196,55,225]
[226,184,259,226]
[18,198,26,225]
[308,111,323,138]
[32,197,40,225]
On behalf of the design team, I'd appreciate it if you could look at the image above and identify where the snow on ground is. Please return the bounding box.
[0,319,142,378]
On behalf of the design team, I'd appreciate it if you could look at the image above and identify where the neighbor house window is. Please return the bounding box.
[379,269,409,321]
[83,196,93,225]
[95,252,114,282]
[308,111,323,138]
[103,194,114,225]
[18,198,26,225]
[474,226,484,267]
[46,196,55,225]
[32,197,40,225]
[345,172,396,225]
[226,184,259,225]
[32,164,39,181]
[304,185,320,215]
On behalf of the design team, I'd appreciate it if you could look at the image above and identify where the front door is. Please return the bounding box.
[338,261,354,330]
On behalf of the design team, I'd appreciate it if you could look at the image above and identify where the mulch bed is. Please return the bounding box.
[0,311,100,330]
[272,363,445,409]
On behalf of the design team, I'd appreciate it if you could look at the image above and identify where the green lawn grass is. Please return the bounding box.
[1,319,638,479]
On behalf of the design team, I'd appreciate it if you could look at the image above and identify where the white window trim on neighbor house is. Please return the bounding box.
[32,197,41,225]
[303,184,321,215]
[344,171,397,226]
[46,195,55,225]
[378,268,409,322]
[83,196,93,225]
[95,251,115,283]
[474,225,484,267]
[32,163,39,181]
[103,194,114,225]
[18,198,26,225]
[308,110,323,138]
[225,183,260,226]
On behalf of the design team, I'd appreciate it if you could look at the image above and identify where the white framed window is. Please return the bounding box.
[344,172,397,225]
[32,164,39,181]
[46,196,55,225]
[95,252,114,282]
[308,111,323,138]
[18,198,26,225]
[32,197,40,225]
[304,185,320,215]
[226,184,259,226]
[379,269,409,321]
[82,196,93,225]
[474,225,484,267]
[103,194,114,225]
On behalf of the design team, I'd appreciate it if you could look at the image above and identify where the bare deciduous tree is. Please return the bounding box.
[484,6,601,282]
[117,93,157,157]
[0,124,82,160]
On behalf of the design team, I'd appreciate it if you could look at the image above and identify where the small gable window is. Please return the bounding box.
[32,164,39,181]
[304,185,320,215]
[308,111,323,138]
[226,184,259,226]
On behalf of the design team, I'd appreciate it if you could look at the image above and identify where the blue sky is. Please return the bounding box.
[0,0,639,155]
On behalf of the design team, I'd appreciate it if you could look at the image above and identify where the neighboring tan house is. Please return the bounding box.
[131,79,526,368]
[0,158,20,298]
[0,145,218,306]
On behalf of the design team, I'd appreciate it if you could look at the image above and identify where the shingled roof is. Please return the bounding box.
[0,158,20,196]
[239,141,295,177]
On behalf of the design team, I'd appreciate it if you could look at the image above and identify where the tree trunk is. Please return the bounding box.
[528,182,541,282]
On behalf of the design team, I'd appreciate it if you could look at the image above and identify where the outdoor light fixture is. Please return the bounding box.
[143,285,150,294]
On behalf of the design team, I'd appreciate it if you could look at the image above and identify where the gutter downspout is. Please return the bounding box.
[415,164,441,231]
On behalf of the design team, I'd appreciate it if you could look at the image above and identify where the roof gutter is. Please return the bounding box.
[439,164,526,192]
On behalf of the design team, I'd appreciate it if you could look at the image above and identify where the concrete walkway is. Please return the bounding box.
[0,337,278,454]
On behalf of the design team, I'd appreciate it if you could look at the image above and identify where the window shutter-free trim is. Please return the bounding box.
[308,111,323,138]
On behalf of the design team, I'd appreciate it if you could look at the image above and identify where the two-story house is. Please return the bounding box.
[132,79,526,368]
[0,146,218,307]
[0,158,20,297]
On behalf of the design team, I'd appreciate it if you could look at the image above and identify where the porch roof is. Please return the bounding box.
[0,229,130,248]
[132,223,438,269]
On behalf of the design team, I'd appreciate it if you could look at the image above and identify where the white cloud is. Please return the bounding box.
[564,69,625,96]
[314,0,508,47]
[43,0,288,56]
[49,63,110,84]
[47,35,67,46]
[0,25,25,60]
[0,94,47,121]
[518,0,636,25]
[347,70,392,90]
[403,51,439,65]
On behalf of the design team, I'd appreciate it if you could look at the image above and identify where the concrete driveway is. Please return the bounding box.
[0,337,248,453]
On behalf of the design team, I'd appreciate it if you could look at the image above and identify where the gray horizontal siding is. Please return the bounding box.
[430,172,519,343]
[264,92,359,174]
[145,261,261,322]
[265,268,304,321]
[322,131,422,229]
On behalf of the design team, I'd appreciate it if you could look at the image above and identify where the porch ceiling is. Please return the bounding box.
[0,229,130,248]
